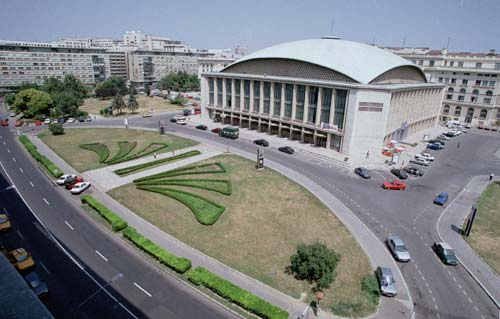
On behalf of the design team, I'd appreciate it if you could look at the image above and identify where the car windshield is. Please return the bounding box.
[0,215,7,223]
[395,244,407,252]
[16,254,28,262]
[444,249,455,256]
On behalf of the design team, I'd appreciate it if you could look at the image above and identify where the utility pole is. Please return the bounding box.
[330,18,334,35]
[403,35,406,48]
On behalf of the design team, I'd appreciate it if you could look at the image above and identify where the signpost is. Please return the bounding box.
[256,148,264,170]
[159,120,166,135]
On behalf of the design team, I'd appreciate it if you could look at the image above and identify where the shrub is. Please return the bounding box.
[114,150,201,176]
[136,178,232,195]
[48,123,64,135]
[81,195,127,231]
[361,275,380,305]
[136,186,225,225]
[123,227,191,273]
[79,143,110,163]
[188,267,288,319]
[19,135,64,178]
[134,162,226,183]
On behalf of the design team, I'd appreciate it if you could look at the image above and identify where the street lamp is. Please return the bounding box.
[75,273,123,317]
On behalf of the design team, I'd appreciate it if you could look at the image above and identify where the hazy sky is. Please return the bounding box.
[1,0,498,53]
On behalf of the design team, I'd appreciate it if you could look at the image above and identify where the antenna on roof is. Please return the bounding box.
[402,35,406,48]
[330,18,334,35]
[446,37,451,50]
[371,36,376,46]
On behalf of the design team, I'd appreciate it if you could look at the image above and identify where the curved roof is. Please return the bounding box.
[223,38,426,85]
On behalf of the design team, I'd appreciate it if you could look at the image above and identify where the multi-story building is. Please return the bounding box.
[0,41,111,87]
[387,47,500,127]
[108,52,128,80]
[201,37,444,160]
[197,56,236,79]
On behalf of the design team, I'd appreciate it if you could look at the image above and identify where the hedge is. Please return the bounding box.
[136,178,232,195]
[112,142,169,164]
[114,150,201,176]
[107,141,137,163]
[188,267,289,319]
[19,135,64,178]
[134,162,227,183]
[79,143,110,163]
[123,227,191,273]
[137,186,225,225]
[81,195,128,232]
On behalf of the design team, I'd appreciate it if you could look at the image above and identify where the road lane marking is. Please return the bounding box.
[133,282,152,297]
[434,304,438,310]
[43,198,49,205]
[429,289,432,295]
[7,149,10,153]
[16,229,24,240]
[64,221,74,231]
[432,296,436,302]
[29,181,34,187]
[40,261,51,275]
[458,284,462,289]
[12,157,16,162]
[473,306,479,312]
[467,297,472,303]
[463,290,467,296]
[437,313,440,318]
[19,167,23,173]
[447,270,451,275]
[452,276,457,282]
[95,250,108,262]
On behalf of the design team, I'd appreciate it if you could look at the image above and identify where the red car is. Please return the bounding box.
[65,177,84,190]
[1,120,8,127]
[382,180,407,190]
[14,121,23,127]
[34,120,43,126]
[211,127,221,134]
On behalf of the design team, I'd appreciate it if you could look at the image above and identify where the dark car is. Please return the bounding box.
[391,168,408,179]
[429,139,445,146]
[78,117,85,122]
[254,139,269,147]
[170,118,177,123]
[354,167,371,179]
[64,176,84,189]
[432,242,459,266]
[196,124,207,130]
[433,192,449,206]
[24,271,48,298]
[427,143,442,150]
[278,146,294,154]
[404,166,424,177]
[57,118,65,124]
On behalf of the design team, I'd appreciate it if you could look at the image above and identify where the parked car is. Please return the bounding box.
[354,167,371,179]
[253,139,269,147]
[194,108,201,115]
[24,271,48,298]
[70,182,91,194]
[183,109,192,116]
[0,214,12,231]
[9,112,16,117]
[14,121,23,127]
[437,134,450,140]
[278,146,295,154]
[142,112,152,118]
[85,117,92,122]
[382,180,407,190]
[464,123,472,129]
[34,120,43,126]
[403,166,424,177]
[56,174,78,186]
[211,127,221,134]
[1,120,9,126]
[67,117,76,123]
[432,242,459,266]
[491,127,499,132]
[410,157,429,166]
[9,248,35,271]
[430,139,445,146]
[43,118,51,124]
[434,192,449,206]
[196,124,208,130]
[416,152,434,161]
[170,118,177,123]
[78,117,85,122]
[64,176,84,189]
[386,236,411,262]
[391,168,408,179]
[51,119,58,124]
[375,267,397,297]
[427,143,442,150]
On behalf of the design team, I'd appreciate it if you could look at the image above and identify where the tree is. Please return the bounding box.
[144,83,151,97]
[13,89,53,118]
[62,74,88,100]
[52,91,80,117]
[158,71,200,92]
[111,92,126,114]
[4,94,16,106]
[41,77,64,95]
[19,82,40,91]
[127,86,139,113]
[48,123,64,135]
[95,87,118,99]
[97,76,127,95]
[289,242,340,290]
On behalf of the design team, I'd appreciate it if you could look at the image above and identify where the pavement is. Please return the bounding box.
[24,127,414,318]
[437,175,500,309]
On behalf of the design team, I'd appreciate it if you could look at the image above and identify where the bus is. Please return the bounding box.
[219,127,239,139]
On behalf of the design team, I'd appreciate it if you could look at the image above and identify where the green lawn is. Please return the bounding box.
[465,181,500,274]
[39,128,198,172]
[108,155,376,317]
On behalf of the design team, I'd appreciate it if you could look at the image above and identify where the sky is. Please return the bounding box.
[1,0,499,54]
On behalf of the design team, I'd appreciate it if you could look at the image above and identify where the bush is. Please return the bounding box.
[114,150,201,176]
[134,162,226,183]
[19,135,64,178]
[123,227,191,273]
[136,178,232,195]
[48,123,64,135]
[361,275,380,305]
[188,267,288,319]
[81,195,127,232]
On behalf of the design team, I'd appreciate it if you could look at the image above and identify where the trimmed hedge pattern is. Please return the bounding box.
[188,267,289,319]
[114,142,169,164]
[19,135,64,178]
[114,150,201,176]
[81,195,128,231]
[107,141,137,163]
[136,178,232,195]
[137,186,225,225]
[123,227,191,273]
[79,141,169,165]
[134,162,227,183]
[79,143,110,163]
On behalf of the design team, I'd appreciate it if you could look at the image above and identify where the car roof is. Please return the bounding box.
[388,236,404,245]
[436,242,452,249]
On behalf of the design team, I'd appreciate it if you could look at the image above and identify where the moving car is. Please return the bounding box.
[24,271,49,298]
[183,109,192,116]
[9,248,35,271]
[375,267,397,297]
[0,214,12,231]
[44,118,51,124]
[382,180,407,190]
[1,120,8,126]
[416,152,434,161]
[410,157,429,166]
[64,176,84,190]
[170,117,177,123]
[403,166,424,177]
[432,242,459,266]
[433,192,449,206]
[391,168,408,179]
[278,146,295,154]
[253,139,269,147]
[67,117,76,123]
[57,174,78,186]
[354,167,371,179]
[70,182,91,194]
[219,127,239,139]
[196,124,208,130]
[211,127,221,134]
[386,236,411,262]
[142,112,152,118]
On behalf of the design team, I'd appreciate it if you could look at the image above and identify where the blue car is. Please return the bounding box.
[434,192,449,205]
[427,143,442,150]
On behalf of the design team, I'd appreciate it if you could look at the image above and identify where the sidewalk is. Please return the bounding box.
[437,176,500,309]
[27,131,414,319]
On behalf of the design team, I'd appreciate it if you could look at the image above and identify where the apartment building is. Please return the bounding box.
[108,52,128,80]
[387,47,500,127]
[197,56,236,79]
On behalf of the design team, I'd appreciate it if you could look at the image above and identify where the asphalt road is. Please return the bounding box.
[103,112,499,319]
[0,115,240,318]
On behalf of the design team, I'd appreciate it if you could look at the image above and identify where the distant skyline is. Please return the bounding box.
[1,0,499,54]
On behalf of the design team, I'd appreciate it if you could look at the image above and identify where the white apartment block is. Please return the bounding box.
[197,56,236,79]
[387,47,500,127]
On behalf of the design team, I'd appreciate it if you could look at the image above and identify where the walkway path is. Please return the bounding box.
[437,175,500,309]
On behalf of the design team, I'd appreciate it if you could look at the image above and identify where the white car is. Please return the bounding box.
[70,182,91,194]
[142,112,152,118]
[51,119,58,124]
[67,117,75,123]
[410,157,429,166]
[173,114,186,120]
[176,118,187,125]
[44,118,51,124]
[416,153,434,162]
[56,174,77,186]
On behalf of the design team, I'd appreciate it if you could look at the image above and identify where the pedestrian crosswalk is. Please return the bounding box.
[295,149,351,172]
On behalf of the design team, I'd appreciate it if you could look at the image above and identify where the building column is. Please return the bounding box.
[303,86,310,123]
[259,81,264,115]
[249,80,254,112]
[231,79,235,110]
[291,84,297,121]
[240,80,244,110]
[222,78,227,108]
[280,83,285,118]
[213,77,218,107]
[269,82,274,116]
[329,89,336,125]
[315,87,323,126]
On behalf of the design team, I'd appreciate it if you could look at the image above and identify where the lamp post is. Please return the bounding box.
[75,273,123,317]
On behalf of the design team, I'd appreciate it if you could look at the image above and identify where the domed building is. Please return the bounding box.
[200,37,444,159]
